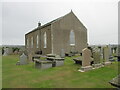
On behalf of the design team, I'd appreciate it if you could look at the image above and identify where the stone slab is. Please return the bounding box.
[55,60,64,67]
[35,61,52,69]
[79,66,93,72]
[92,63,103,68]
[104,61,112,65]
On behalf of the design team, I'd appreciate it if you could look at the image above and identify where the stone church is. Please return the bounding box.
[25,11,88,61]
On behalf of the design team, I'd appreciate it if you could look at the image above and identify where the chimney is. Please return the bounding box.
[38,21,41,27]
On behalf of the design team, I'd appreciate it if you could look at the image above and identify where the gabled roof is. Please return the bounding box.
[25,10,87,35]
[25,11,72,35]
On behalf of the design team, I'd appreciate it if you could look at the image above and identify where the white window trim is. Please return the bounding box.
[70,44,75,46]
[70,30,75,46]
[44,32,47,48]
[36,35,39,48]
[31,37,33,48]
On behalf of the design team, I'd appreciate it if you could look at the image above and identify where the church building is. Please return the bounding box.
[25,11,88,61]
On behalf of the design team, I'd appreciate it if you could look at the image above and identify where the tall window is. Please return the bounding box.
[36,35,39,48]
[27,38,29,48]
[31,37,33,48]
[44,32,47,48]
[70,30,75,46]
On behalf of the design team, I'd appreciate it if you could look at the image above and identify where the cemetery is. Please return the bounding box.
[2,44,120,88]
[2,11,119,88]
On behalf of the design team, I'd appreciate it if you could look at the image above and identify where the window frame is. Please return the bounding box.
[70,30,75,46]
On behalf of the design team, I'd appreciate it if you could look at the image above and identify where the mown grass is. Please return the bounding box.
[2,55,119,88]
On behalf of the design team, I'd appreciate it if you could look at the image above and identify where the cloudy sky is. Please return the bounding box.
[1,0,119,45]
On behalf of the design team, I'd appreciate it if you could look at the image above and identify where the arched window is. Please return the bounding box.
[31,37,33,48]
[36,35,39,48]
[44,32,47,48]
[70,30,75,46]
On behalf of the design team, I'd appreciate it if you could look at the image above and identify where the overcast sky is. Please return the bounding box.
[1,0,119,45]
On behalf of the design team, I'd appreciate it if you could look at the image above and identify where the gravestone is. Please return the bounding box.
[14,50,19,55]
[108,45,115,61]
[8,48,13,55]
[47,54,64,67]
[98,46,103,60]
[117,45,120,56]
[34,59,52,69]
[60,49,65,58]
[103,46,111,65]
[0,49,1,55]
[47,54,56,57]
[108,45,112,56]
[3,48,9,56]
[92,48,102,68]
[70,45,75,53]
[19,53,28,65]
[78,48,93,72]
[116,45,120,61]
[109,74,120,88]
[55,55,64,67]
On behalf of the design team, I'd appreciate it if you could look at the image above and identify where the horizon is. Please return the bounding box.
[1,0,119,45]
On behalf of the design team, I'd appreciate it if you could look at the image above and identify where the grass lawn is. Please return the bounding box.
[2,55,119,88]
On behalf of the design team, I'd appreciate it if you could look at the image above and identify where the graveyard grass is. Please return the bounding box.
[2,55,119,88]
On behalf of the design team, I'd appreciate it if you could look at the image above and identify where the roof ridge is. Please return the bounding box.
[26,11,72,35]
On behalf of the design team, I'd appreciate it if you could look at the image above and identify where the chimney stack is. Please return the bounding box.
[38,21,41,27]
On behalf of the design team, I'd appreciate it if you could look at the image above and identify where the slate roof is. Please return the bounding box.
[25,10,86,35]
[25,12,70,35]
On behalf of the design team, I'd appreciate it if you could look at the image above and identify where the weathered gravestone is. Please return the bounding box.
[92,48,102,68]
[118,45,120,56]
[103,46,112,65]
[20,53,28,65]
[0,49,2,55]
[108,45,113,56]
[116,45,120,61]
[79,48,93,72]
[100,46,104,59]
[34,60,53,70]
[16,53,28,65]
[47,54,64,67]
[108,45,115,61]
[54,55,64,67]
[7,48,13,55]
[3,47,13,55]
[109,74,120,88]
[3,48,9,56]
[60,49,65,58]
